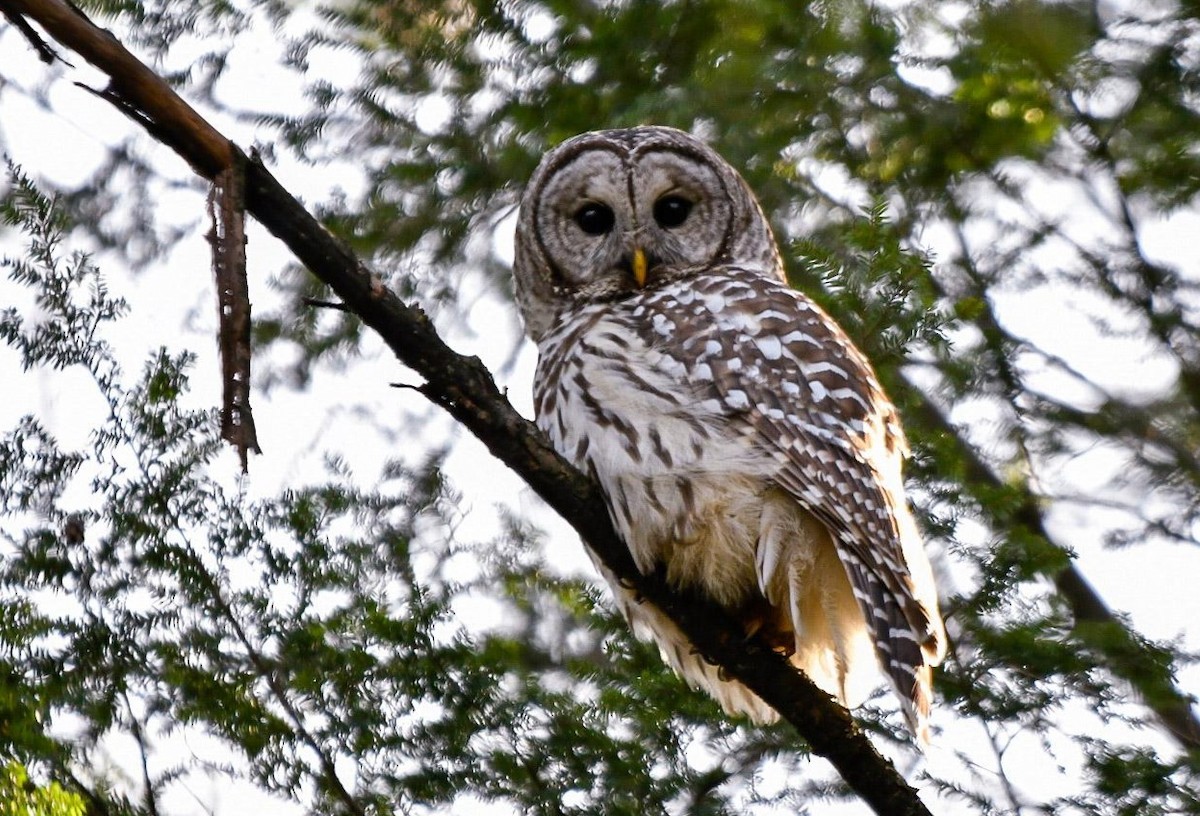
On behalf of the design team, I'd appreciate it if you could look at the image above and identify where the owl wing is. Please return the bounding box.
[650,270,942,720]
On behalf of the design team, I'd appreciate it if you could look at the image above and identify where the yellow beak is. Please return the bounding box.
[632,247,648,287]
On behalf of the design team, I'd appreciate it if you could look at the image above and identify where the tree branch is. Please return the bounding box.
[0,2,933,813]
[904,381,1200,753]
[907,189,1200,756]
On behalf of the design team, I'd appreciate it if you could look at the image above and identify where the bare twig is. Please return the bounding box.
[121,692,162,816]
[302,297,352,311]
[1,5,62,63]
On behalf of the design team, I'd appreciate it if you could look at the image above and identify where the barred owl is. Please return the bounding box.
[512,126,946,741]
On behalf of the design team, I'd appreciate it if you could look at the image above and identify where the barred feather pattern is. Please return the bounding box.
[514,125,945,742]
[533,268,945,739]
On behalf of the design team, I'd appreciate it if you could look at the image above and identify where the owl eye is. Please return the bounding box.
[653,195,693,228]
[573,202,615,235]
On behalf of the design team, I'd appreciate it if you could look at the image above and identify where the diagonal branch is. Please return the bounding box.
[0,1,933,813]
[904,191,1200,756]
[904,380,1200,753]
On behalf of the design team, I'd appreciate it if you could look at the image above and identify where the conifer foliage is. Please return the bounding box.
[1,1,1199,814]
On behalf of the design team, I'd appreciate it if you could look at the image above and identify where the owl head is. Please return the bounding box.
[513,126,783,341]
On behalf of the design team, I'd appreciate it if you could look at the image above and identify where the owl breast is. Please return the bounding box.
[532,273,879,719]
[534,290,773,611]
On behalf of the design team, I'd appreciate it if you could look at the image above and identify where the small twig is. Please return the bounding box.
[1,6,64,64]
[389,381,425,394]
[302,297,352,311]
[122,691,162,816]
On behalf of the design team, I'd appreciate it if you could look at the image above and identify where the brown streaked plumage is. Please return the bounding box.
[513,126,946,742]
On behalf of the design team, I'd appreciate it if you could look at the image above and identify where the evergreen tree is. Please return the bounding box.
[1,0,1198,813]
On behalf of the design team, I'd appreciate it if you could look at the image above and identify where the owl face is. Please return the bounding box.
[514,127,782,341]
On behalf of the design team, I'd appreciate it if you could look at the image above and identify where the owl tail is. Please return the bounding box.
[840,549,941,746]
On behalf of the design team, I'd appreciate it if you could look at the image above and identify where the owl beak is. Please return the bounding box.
[631,247,648,287]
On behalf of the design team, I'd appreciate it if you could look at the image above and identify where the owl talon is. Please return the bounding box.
[740,606,796,657]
